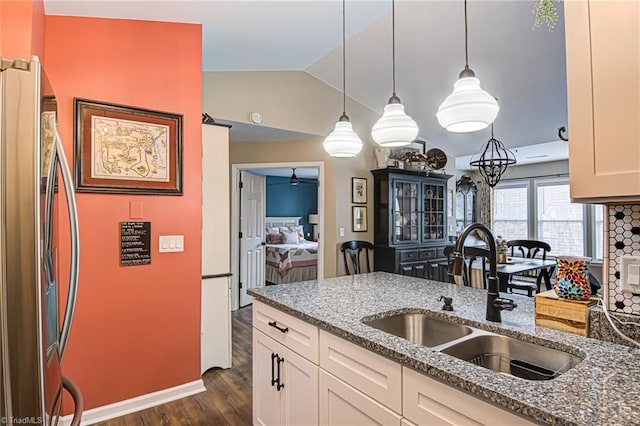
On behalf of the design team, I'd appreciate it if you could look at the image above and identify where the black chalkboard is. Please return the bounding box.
[120,222,151,266]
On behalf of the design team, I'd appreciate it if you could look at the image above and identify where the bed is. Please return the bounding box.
[264,217,318,284]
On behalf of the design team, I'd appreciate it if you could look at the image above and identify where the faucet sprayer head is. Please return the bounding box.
[449,252,465,277]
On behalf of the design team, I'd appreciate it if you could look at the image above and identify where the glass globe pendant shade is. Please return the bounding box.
[323,116,363,158]
[436,76,499,133]
[371,101,419,147]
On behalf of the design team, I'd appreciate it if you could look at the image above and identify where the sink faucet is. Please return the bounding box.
[449,223,517,322]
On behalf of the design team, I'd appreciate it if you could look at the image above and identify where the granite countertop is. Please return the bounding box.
[249,272,640,426]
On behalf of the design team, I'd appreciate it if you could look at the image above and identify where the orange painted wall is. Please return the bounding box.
[0,0,44,59]
[44,16,203,409]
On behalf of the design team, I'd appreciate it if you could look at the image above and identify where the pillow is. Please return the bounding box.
[279,225,304,239]
[265,226,279,235]
[266,233,283,244]
[282,229,300,244]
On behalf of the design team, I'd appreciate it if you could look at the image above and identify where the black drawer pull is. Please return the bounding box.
[271,353,277,386]
[268,321,289,333]
[276,356,285,391]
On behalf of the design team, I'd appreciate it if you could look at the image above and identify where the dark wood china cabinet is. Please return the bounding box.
[371,168,453,279]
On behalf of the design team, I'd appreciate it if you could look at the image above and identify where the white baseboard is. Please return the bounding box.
[58,379,206,425]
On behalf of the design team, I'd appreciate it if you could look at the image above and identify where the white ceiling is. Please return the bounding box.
[44,0,568,159]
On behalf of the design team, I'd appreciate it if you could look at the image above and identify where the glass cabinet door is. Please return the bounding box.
[392,180,419,244]
[422,183,445,241]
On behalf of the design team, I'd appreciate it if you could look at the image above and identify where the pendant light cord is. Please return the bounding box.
[464,0,469,69]
[392,0,396,96]
[342,0,347,116]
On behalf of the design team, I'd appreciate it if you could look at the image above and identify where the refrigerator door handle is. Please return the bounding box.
[54,128,80,360]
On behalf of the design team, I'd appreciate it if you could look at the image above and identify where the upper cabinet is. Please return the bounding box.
[564,0,640,203]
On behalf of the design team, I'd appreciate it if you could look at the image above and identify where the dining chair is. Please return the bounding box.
[506,239,553,296]
[341,241,374,275]
[462,246,491,289]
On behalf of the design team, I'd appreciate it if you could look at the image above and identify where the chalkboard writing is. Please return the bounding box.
[120,222,151,266]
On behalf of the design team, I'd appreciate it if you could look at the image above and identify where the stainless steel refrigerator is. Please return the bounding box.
[0,57,82,425]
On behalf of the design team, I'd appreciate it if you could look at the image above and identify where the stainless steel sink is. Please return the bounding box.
[364,313,473,348]
[441,334,582,380]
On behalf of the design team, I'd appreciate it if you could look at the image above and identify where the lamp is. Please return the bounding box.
[436,0,499,133]
[371,0,419,147]
[308,214,319,241]
[469,124,516,188]
[323,0,363,157]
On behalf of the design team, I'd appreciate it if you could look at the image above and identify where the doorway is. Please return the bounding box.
[231,162,325,310]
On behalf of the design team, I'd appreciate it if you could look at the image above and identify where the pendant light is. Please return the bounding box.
[437,0,499,133]
[371,0,419,147]
[323,0,363,158]
[469,124,516,188]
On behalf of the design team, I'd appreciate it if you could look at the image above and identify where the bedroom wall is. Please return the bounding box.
[266,176,318,238]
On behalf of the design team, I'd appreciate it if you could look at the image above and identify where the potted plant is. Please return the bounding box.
[401,151,429,171]
[496,235,509,264]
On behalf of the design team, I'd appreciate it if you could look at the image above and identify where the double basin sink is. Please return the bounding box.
[364,312,582,381]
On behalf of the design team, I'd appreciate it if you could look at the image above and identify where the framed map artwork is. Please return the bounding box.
[74,99,183,195]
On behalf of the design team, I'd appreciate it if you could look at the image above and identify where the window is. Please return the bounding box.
[492,177,602,261]
[593,205,604,261]
[536,181,585,257]
[493,183,528,240]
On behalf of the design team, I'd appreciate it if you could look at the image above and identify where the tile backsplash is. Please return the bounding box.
[607,205,640,315]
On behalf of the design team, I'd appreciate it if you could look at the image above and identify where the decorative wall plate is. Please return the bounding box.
[426,148,447,170]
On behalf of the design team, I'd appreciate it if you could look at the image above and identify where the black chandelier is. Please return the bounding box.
[456,175,477,195]
[469,124,516,188]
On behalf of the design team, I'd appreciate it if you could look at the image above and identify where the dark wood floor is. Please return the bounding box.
[95,306,253,426]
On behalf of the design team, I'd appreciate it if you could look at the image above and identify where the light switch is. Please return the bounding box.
[628,264,640,285]
[621,255,640,293]
[159,235,184,253]
[339,228,345,237]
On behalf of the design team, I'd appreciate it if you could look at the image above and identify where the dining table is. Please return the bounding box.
[465,257,556,293]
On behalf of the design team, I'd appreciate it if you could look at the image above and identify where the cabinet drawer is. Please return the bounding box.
[253,301,319,364]
[418,248,438,260]
[403,367,535,425]
[319,370,402,426]
[320,330,402,413]
[399,250,419,262]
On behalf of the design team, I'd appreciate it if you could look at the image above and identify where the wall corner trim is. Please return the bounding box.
[58,379,206,425]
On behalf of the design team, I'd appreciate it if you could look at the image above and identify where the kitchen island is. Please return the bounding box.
[249,272,640,426]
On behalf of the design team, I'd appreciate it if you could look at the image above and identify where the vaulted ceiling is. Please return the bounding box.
[44,0,568,157]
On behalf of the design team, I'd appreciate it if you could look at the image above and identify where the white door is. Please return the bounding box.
[239,171,266,307]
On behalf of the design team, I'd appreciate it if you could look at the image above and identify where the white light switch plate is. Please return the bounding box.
[621,255,640,294]
[339,228,345,237]
[159,235,184,253]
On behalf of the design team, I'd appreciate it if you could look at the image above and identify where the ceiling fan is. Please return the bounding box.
[267,168,319,186]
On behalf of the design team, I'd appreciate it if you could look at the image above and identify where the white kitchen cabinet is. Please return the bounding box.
[201,123,231,372]
[319,330,402,413]
[253,329,318,426]
[564,0,640,202]
[253,301,319,363]
[201,276,230,373]
[319,370,402,426]
[402,367,535,426]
